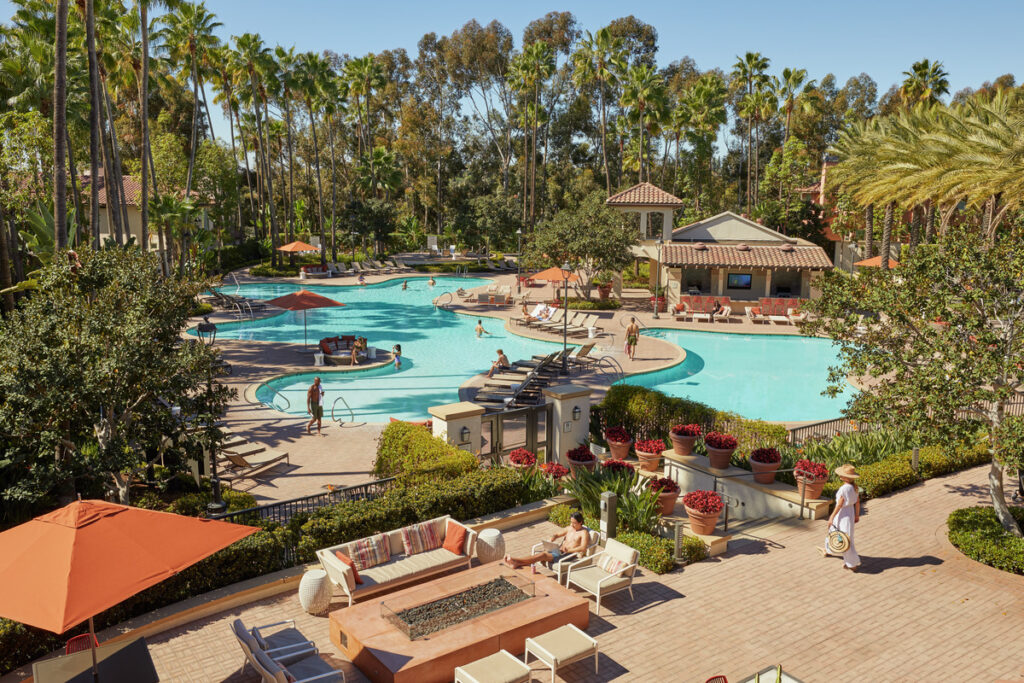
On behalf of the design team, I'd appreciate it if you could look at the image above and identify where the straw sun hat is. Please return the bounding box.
[835,464,860,480]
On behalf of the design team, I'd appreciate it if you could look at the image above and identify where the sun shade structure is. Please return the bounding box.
[276,240,319,253]
[0,500,256,678]
[853,255,900,268]
[266,289,345,347]
[531,266,580,305]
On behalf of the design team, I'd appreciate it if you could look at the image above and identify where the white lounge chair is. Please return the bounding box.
[564,538,639,616]
[746,306,768,324]
[788,307,807,324]
[713,305,732,322]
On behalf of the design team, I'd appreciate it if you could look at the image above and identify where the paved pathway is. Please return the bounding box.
[137,464,1024,682]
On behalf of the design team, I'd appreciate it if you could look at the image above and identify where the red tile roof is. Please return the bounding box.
[82,173,203,207]
[662,244,833,270]
[605,182,684,208]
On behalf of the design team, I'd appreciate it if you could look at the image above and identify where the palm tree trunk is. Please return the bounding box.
[530,83,538,232]
[85,0,100,248]
[637,114,645,184]
[138,0,149,253]
[185,57,200,195]
[103,85,131,239]
[924,199,935,243]
[200,78,215,140]
[745,115,752,211]
[327,113,338,263]
[283,100,295,247]
[236,108,256,227]
[881,201,894,270]
[0,194,14,313]
[599,80,610,195]
[909,205,920,253]
[53,0,69,250]
[260,97,281,266]
[99,97,123,244]
[226,94,242,240]
[864,204,874,257]
[307,101,326,266]
[66,129,84,242]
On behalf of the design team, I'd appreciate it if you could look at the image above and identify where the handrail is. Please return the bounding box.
[434,291,453,309]
[594,355,625,383]
[619,316,648,329]
[331,395,355,424]
[259,384,291,412]
[707,466,822,522]
[231,272,242,294]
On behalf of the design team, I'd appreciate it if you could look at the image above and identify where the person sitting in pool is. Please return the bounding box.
[357,273,366,286]
[392,343,402,369]
[428,276,436,286]
[487,349,510,378]
[475,320,491,337]
[504,512,588,569]
[401,280,408,290]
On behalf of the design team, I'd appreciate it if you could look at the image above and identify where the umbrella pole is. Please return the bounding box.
[89,616,98,681]
[304,310,308,348]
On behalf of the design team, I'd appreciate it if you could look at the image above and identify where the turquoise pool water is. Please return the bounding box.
[211,278,561,422]
[617,328,856,422]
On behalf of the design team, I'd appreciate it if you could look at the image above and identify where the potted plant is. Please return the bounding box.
[508,448,536,469]
[794,458,830,500]
[600,459,635,475]
[635,438,666,472]
[539,462,570,480]
[749,447,782,484]
[593,272,614,300]
[703,432,738,469]
[682,489,724,535]
[669,423,702,456]
[649,285,667,313]
[604,426,633,460]
[649,477,681,516]
[566,445,597,474]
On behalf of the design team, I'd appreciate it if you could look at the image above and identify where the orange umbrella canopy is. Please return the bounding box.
[531,266,579,282]
[266,289,345,311]
[277,240,319,253]
[0,500,257,633]
[854,255,900,268]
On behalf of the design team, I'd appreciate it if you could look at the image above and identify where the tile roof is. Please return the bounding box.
[662,244,833,270]
[82,173,205,207]
[605,182,684,208]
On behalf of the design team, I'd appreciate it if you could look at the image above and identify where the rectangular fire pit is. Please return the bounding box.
[330,563,589,683]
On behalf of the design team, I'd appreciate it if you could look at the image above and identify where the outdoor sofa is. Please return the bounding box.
[316,514,477,607]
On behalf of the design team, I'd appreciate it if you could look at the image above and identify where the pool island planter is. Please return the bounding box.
[704,446,735,470]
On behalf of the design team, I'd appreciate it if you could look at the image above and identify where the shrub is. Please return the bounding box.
[671,423,702,437]
[682,490,723,514]
[509,448,536,467]
[616,531,676,574]
[566,445,595,462]
[947,506,1024,575]
[648,477,680,494]
[565,298,621,310]
[167,487,256,517]
[750,447,781,464]
[857,455,919,499]
[191,301,214,317]
[800,428,914,468]
[412,263,490,273]
[213,238,271,273]
[250,263,303,277]
[548,503,578,528]
[678,534,709,565]
[374,421,476,479]
[704,432,738,450]
[635,438,665,453]
[605,426,631,443]
[600,459,635,475]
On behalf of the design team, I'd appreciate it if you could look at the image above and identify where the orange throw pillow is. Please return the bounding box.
[334,551,363,584]
[443,520,467,556]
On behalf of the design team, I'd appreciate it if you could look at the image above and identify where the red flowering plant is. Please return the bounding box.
[749,447,781,464]
[600,459,635,474]
[703,432,738,450]
[648,477,680,494]
[635,438,666,454]
[682,489,724,514]
[794,459,829,482]
[508,448,537,467]
[566,445,596,463]
[604,425,632,444]
[670,423,702,437]
[539,462,569,479]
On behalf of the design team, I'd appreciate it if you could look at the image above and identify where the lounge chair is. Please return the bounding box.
[231,619,345,683]
[331,263,353,277]
[220,451,289,482]
[538,310,578,331]
[788,307,807,324]
[564,538,639,616]
[528,308,564,329]
[746,306,767,324]
[372,260,394,273]
[485,259,501,271]
[456,288,474,301]
[385,259,410,272]
[713,305,732,323]
[566,314,599,337]
[672,301,690,321]
[531,527,601,584]
[570,343,598,369]
[362,261,383,275]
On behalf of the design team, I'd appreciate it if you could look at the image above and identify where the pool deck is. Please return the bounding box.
[196,266,835,504]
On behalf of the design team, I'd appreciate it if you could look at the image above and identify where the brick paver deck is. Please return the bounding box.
[140,464,1024,682]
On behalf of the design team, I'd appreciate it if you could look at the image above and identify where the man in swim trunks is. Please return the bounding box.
[306,377,325,435]
[475,320,491,337]
[625,317,640,360]
[504,512,588,568]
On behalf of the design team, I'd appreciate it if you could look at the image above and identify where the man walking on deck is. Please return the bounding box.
[307,377,325,435]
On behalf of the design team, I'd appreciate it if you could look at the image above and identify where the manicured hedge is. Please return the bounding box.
[412,263,490,273]
[373,421,477,481]
[947,506,1024,575]
[566,298,621,310]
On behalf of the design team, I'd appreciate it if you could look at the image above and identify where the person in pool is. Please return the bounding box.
[475,320,491,337]
[392,343,402,369]
[428,276,436,286]
[504,511,589,569]
[357,273,366,286]
[401,280,408,290]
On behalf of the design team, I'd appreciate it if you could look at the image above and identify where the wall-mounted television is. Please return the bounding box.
[727,273,753,289]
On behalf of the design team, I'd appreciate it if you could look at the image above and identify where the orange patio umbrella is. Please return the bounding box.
[266,289,345,347]
[531,266,579,303]
[854,255,900,268]
[0,499,257,678]
[277,240,319,253]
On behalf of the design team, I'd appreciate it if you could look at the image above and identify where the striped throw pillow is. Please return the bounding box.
[597,554,629,575]
[350,533,391,570]
[400,522,442,556]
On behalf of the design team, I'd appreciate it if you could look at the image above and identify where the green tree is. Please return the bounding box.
[571,27,625,195]
[900,58,950,107]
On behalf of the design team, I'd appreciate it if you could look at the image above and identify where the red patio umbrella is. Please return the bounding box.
[854,255,900,268]
[0,499,257,679]
[531,266,580,303]
[276,240,319,253]
[266,289,346,347]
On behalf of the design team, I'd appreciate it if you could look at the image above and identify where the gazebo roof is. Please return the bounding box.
[605,182,684,209]
[662,244,833,270]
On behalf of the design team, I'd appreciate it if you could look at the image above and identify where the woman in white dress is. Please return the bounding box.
[820,464,861,571]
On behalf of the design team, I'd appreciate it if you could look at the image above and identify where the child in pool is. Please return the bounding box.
[392,344,402,369]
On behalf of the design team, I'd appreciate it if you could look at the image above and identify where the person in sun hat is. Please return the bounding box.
[819,464,862,571]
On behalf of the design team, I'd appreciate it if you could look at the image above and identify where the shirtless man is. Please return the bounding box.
[625,317,640,360]
[504,512,589,569]
[306,377,325,435]
[475,320,491,337]
[487,349,510,378]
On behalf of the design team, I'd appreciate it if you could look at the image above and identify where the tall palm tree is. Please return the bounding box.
[571,28,625,195]
[731,51,770,210]
[900,59,950,107]
[881,201,894,270]
[684,73,728,207]
[209,44,242,239]
[620,63,666,183]
[273,45,298,248]
[53,0,69,249]
[774,67,817,143]
[296,51,331,265]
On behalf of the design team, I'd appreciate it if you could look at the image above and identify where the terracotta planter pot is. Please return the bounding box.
[669,434,698,456]
[606,439,632,460]
[796,475,826,500]
[650,296,667,313]
[567,458,597,475]
[597,284,612,300]
[636,450,661,472]
[656,490,679,516]
[749,458,781,484]
[684,505,721,535]
[704,446,735,469]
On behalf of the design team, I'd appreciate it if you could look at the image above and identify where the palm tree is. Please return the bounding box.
[619,63,666,183]
[296,51,332,265]
[731,51,770,210]
[509,42,554,230]
[209,44,242,240]
[571,28,625,195]
[900,59,950,107]
[159,2,222,196]
[774,67,817,143]
[684,73,728,208]
[53,0,69,249]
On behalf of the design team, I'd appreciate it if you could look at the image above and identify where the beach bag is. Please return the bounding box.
[827,524,851,554]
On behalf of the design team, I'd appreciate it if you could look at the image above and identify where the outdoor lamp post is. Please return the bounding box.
[516,228,523,294]
[562,262,571,375]
[350,231,358,263]
[198,318,226,514]
[654,237,664,320]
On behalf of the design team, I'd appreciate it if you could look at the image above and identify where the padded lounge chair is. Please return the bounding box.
[713,305,732,322]
[220,451,289,481]
[532,527,601,583]
[746,306,768,324]
[565,538,639,616]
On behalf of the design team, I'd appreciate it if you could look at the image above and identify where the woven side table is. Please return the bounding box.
[298,569,332,615]
[476,528,505,564]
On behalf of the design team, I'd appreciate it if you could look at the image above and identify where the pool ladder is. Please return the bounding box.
[434,292,453,310]
[246,383,291,412]
[332,395,355,424]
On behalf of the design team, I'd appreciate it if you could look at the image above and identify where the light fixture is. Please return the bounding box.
[460,426,471,444]
[572,406,581,421]
[197,316,217,346]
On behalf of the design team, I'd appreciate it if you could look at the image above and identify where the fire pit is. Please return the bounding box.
[381,576,534,640]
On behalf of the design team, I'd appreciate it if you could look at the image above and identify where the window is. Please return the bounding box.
[727,273,752,289]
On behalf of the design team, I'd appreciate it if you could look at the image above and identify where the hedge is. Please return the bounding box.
[595,385,788,455]
[565,298,621,311]
[947,506,1024,575]
[412,263,490,273]
[373,421,477,481]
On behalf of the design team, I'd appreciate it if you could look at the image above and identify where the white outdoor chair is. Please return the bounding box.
[564,537,639,616]
[531,528,601,583]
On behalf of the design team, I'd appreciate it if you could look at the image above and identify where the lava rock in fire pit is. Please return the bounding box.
[391,577,530,639]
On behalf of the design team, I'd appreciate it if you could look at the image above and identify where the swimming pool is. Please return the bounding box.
[210,278,562,422]
[617,328,856,422]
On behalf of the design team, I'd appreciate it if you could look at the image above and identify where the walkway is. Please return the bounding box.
[138,464,1024,682]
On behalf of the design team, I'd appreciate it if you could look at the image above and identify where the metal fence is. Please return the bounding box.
[211,477,396,527]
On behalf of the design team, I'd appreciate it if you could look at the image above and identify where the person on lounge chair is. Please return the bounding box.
[487,349,510,378]
[520,302,538,323]
[504,512,588,568]
[712,300,723,315]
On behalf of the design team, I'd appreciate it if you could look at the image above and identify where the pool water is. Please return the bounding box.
[617,328,856,422]
[211,278,562,422]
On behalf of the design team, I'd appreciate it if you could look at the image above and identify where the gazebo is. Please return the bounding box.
[605,182,684,243]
